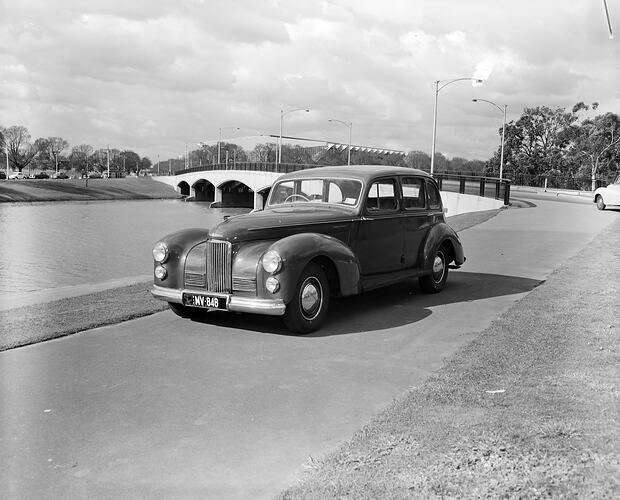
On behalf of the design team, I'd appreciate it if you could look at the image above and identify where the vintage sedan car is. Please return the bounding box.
[151,165,465,333]
[594,174,620,210]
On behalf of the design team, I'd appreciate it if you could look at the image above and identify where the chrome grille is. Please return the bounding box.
[184,242,207,289]
[232,276,257,293]
[206,240,232,293]
[185,272,206,288]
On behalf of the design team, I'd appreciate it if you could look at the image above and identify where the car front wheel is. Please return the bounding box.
[419,245,449,293]
[283,263,330,334]
[596,195,606,210]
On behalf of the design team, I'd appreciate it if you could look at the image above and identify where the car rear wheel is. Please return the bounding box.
[419,245,449,293]
[596,195,606,210]
[283,263,330,334]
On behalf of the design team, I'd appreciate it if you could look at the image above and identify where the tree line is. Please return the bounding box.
[483,102,619,190]
[0,125,152,176]
[4,101,619,189]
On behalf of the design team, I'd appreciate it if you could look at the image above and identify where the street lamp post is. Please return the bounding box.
[328,119,353,166]
[430,77,483,175]
[218,127,240,164]
[472,98,507,180]
[279,108,310,164]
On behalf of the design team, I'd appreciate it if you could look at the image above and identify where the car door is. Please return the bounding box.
[400,176,431,268]
[355,177,404,275]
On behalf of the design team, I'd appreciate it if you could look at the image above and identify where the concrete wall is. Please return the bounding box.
[440,191,505,216]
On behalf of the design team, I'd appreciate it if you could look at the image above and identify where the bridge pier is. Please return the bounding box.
[253,191,264,210]
[214,187,222,204]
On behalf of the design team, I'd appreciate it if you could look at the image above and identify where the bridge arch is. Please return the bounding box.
[192,179,215,202]
[177,180,190,197]
[218,180,253,208]
[157,170,285,209]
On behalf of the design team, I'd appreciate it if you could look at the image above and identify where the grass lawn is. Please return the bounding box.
[279,215,619,498]
[0,177,179,202]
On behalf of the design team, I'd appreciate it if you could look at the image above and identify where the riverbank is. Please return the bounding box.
[0,177,180,202]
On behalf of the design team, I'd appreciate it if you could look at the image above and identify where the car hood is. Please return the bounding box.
[209,205,357,243]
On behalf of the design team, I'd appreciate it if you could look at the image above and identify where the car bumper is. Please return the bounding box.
[151,285,286,316]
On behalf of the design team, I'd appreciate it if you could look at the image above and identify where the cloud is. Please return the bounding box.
[0,0,618,161]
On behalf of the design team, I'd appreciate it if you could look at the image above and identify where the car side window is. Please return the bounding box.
[366,179,398,211]
[402,177,426,210]
[426,180,442,210]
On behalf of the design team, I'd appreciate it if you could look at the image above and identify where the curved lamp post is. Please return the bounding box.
[430,77,483,175]
[472,98,507,180]
[278,108,310,164]
[218,126,240,164]
[328,119,353,166]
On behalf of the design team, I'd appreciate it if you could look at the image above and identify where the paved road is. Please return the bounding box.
[1,197,616,499]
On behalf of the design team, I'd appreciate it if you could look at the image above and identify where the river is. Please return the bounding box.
[0,200,246,309]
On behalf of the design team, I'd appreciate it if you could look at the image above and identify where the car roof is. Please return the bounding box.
[278,165,432,183]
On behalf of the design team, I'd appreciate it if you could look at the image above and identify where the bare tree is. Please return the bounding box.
[4,125,37,172]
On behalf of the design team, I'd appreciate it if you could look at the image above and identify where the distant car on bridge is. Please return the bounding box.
[151,165,466,333]
[594,174,620,210]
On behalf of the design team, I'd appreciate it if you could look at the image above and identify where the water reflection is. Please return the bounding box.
[0,200,246,298]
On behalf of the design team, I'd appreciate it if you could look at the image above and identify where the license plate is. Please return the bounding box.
[183,293,228,310]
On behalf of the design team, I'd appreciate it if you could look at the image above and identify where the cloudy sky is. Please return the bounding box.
[1,0,618,162]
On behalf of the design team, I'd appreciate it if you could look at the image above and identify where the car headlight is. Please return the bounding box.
[154,265,167,280]
[153,241,169,263]
[262,250,282,274]
[265,276,280,293]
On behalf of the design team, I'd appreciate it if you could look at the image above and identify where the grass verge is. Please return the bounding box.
[0,177,180,202]
[0,282,167,351]
[279,215,619,499]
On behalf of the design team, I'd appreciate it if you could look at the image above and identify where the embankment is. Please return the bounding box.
[0,177,180,203]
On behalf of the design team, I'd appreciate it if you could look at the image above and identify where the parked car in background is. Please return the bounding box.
[594,174,620,210]
[55,172,69,179]
[34,172,50,179]
[8,171,26,180]
[88,171,103,179]
[151,165,466,333]
[0,171,6,180]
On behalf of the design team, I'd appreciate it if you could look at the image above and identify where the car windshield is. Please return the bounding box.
[268,177,363,207]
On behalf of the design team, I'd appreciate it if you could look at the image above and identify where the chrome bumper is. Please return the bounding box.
[150,285,286,316]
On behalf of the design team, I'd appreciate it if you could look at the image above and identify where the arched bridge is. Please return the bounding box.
[152,162,510,212]
[153,163,321,209]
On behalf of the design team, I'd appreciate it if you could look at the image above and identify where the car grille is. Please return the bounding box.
[184,243,207,289]
[232,276,257,293]
[206,240,232,293]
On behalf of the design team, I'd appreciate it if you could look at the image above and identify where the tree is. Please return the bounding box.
[253,143,277,162]
[571,112,620,190]
[3,126,38,172]
[501,106,578,179]
[69,144,94,172]
[120,150,141,174]
[42,137,69,172]
[406,151,431,171]
[139,157,152,171]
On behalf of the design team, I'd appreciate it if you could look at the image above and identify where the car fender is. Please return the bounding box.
[154,228,209,290]
[420,222,465,272]
[259,233,361,303]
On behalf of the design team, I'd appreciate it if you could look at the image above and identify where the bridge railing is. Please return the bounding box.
[173,162,318,176]
[170,162,511,205]
[433,172,511,205]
